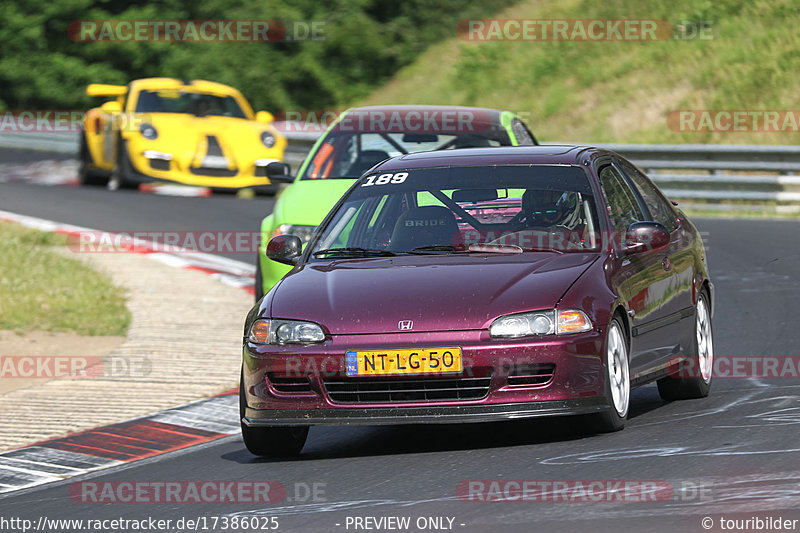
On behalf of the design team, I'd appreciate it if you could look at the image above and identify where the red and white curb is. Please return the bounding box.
[0,210,257,494]
[0,160,212,197]
[0,160,79,186]
[0,392,238,494]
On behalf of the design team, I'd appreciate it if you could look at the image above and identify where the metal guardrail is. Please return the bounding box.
[281,134,800,205]
[2,129,800,208]
[0,131,79,153]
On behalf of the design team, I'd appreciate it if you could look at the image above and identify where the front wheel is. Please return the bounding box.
[239,371,308,457]
[589,316,630,433]
[657,291,713,400]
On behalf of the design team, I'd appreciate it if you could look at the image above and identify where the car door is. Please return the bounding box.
[616,157,696,360]
[597,162,680,378]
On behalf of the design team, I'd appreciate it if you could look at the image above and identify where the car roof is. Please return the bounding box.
[328,105,508,134]
[129,78,240,96]
[371,145,609,171]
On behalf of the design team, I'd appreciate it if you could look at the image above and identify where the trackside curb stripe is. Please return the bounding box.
[0,210,252,495]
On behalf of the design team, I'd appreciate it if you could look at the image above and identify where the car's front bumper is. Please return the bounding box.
[122,141,285,190]
[242,328,608,426]
[243,396,610,426]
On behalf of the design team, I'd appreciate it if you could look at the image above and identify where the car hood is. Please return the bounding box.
[272,179,357,226]
[269,253,599,335]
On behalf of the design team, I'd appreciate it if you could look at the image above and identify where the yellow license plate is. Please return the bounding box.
[346,347,462,376]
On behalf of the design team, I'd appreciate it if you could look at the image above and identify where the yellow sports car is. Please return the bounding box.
[80,78,288,191]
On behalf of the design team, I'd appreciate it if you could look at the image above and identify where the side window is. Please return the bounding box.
[510,119,535,145]
[617,159,678,232]
[598,164,645,231]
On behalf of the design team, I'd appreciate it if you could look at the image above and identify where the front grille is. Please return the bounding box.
[190,135,237,176]
[189,167,238,177]
[267,373,312,394]
[506,363,556,387]
[149,159,170,171]
[323,371,492,403]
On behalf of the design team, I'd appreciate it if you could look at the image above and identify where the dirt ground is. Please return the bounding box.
[0,330,125,394]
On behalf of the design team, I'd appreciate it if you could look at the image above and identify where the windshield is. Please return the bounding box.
[300,130,511,180]
[134,89,247,118]
[309,165,601,258]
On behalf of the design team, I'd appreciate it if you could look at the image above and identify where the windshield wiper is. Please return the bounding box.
[407,245,469,254]
[313,247,397,258]
[407,244,522,254]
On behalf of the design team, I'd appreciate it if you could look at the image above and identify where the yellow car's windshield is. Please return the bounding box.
[134,89,246,119]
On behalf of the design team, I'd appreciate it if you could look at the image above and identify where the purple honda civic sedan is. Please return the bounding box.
[240,145,714,456]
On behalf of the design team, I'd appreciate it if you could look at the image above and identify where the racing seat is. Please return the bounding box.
[349,150,391,176]
[389,206,461,251]
[521,189,568,228]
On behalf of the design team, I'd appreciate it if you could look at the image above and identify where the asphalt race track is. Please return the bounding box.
[1,148,799,532]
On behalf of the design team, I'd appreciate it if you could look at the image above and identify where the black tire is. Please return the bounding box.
[78,134,110,186]
[254,255,265,302]
[108,138,138,190]
[588,315,630,433]
[657,291,713,401]
[239,370,308,457]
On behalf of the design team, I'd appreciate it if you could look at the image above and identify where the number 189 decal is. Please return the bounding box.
[361,172,408,187]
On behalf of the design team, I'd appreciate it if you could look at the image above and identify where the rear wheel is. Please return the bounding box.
[239,370,308,457]
[78,134,109,186]
[108,139,138,191]
[589,316,630,433]
[657,291,713,400]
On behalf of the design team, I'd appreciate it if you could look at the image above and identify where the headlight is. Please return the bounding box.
[248,318,325,345]
[273,224,316,243]
[140,123,158,140]
[489,309,592,338]
[260,131,276,148]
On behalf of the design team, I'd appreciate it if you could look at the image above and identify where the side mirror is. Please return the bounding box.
[255,111,274,123]
[100,101,122,113]
[624,222,670,254]
[266,235,302,265]
[265,161,294,184]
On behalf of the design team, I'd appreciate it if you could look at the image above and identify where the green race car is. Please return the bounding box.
[255,105,537,300]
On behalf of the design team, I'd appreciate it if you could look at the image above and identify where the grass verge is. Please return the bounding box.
[0,221,130,336]
[361,0,800,145]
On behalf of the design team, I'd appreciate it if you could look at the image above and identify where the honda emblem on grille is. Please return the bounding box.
[398,320,413,331]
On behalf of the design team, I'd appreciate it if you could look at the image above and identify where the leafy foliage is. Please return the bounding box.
[0,0,515,112]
